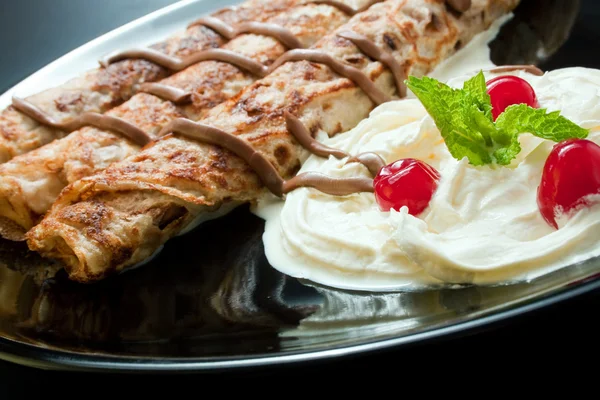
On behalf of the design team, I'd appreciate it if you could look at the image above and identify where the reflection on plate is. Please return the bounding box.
[0,0,598,371]
[0,208,318,357]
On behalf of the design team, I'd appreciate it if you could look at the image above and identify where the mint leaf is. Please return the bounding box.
[406,72,589,167]
[491,104,589,165]
[461,100,495,146]
[462,71,493,122]
[492,136,522,166]
[443,122,493,166]
[406,76,491,166]
[495,104,589,142]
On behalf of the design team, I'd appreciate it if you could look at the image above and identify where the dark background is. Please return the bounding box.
[0,0,599,393]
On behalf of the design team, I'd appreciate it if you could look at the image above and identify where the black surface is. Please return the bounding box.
[1,0,600,392]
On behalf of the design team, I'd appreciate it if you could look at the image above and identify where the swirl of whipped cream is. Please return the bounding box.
[254,67,600,291]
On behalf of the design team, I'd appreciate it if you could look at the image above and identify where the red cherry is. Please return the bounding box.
[537,139,600,229]
[374,158,440,215]
[486,75,539,120]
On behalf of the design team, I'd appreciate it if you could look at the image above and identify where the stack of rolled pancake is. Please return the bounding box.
[0,0,520,282]
[0,0,358,238]
[0,0,301,163]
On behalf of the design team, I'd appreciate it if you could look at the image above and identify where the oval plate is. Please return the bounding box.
[0,0,597,372]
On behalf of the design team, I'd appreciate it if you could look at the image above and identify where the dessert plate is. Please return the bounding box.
[0,0,596,372]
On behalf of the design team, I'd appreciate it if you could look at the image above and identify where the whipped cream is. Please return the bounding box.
[254,51,600,290]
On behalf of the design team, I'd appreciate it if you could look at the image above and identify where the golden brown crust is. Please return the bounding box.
[0,3,350,238]
[28,0,520,282]
[0,0,301,163]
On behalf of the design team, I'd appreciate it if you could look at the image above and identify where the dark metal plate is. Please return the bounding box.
[0,0,597,372]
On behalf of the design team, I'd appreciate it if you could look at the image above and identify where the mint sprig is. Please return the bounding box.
[405,72,589,166]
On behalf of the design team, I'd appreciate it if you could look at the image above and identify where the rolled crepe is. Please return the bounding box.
[0,2,353,240]
[28,0,520,282]
[0,0,299,163]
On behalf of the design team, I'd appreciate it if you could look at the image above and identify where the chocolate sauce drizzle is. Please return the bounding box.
[187,16,238,38]
[139,83,192,104]
[236,22,304,50]
[285,111,384,177]
[101,20,304,69]
[11,97,152,146]
[337,30,407,98]
[158,118,287,196]
[106,0,477,196]
[285,112,383,192]
[283,172,374,195]
[10,0,483,194]
[346,152,385,176]
[489,64,544,76]
[268,49,390,105]
[284,111,384,176]
[13,8,398,147]
[158,114,377,197]
[101,48,269,76]
[188,19,304,49]
[284,111,348,159]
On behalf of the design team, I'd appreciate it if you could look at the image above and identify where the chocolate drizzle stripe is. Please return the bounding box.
[184,49,269,76]
[158,119,285,196]
[139,83,192,104]
[102,20,303,71]
[286,112,384,178]
[268,49,390,105]
[285,112,348,159]
[11,97,61,128]
[236,22,304,49]
[346,152,385,176]
[337,31,407,98]
[99,48,181,69]
[489,65,544,76]
[188,18,303,50]
[100,48,269,76]
[12,97,152,146]
[187,16,238,39]
[310,0,384,15]
[158,117,376,198]
[283,173,374,195]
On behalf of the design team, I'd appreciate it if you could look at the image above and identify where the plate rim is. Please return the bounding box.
[0,0,213,106]
[1,276,599,372]
[1,0,599,372]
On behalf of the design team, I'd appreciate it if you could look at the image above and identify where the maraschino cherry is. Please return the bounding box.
[538,139,600,228]
[486,75,539,120]
[374,158,440,215]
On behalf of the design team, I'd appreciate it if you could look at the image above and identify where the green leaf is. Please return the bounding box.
[441,123,493,166]
[405,73,589,167]
[491,104,590,165]
[406,76,491,165]
[462,71,493,122]
[461,100,495,146]
[495,104,589,142]
[492,136,521,166]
